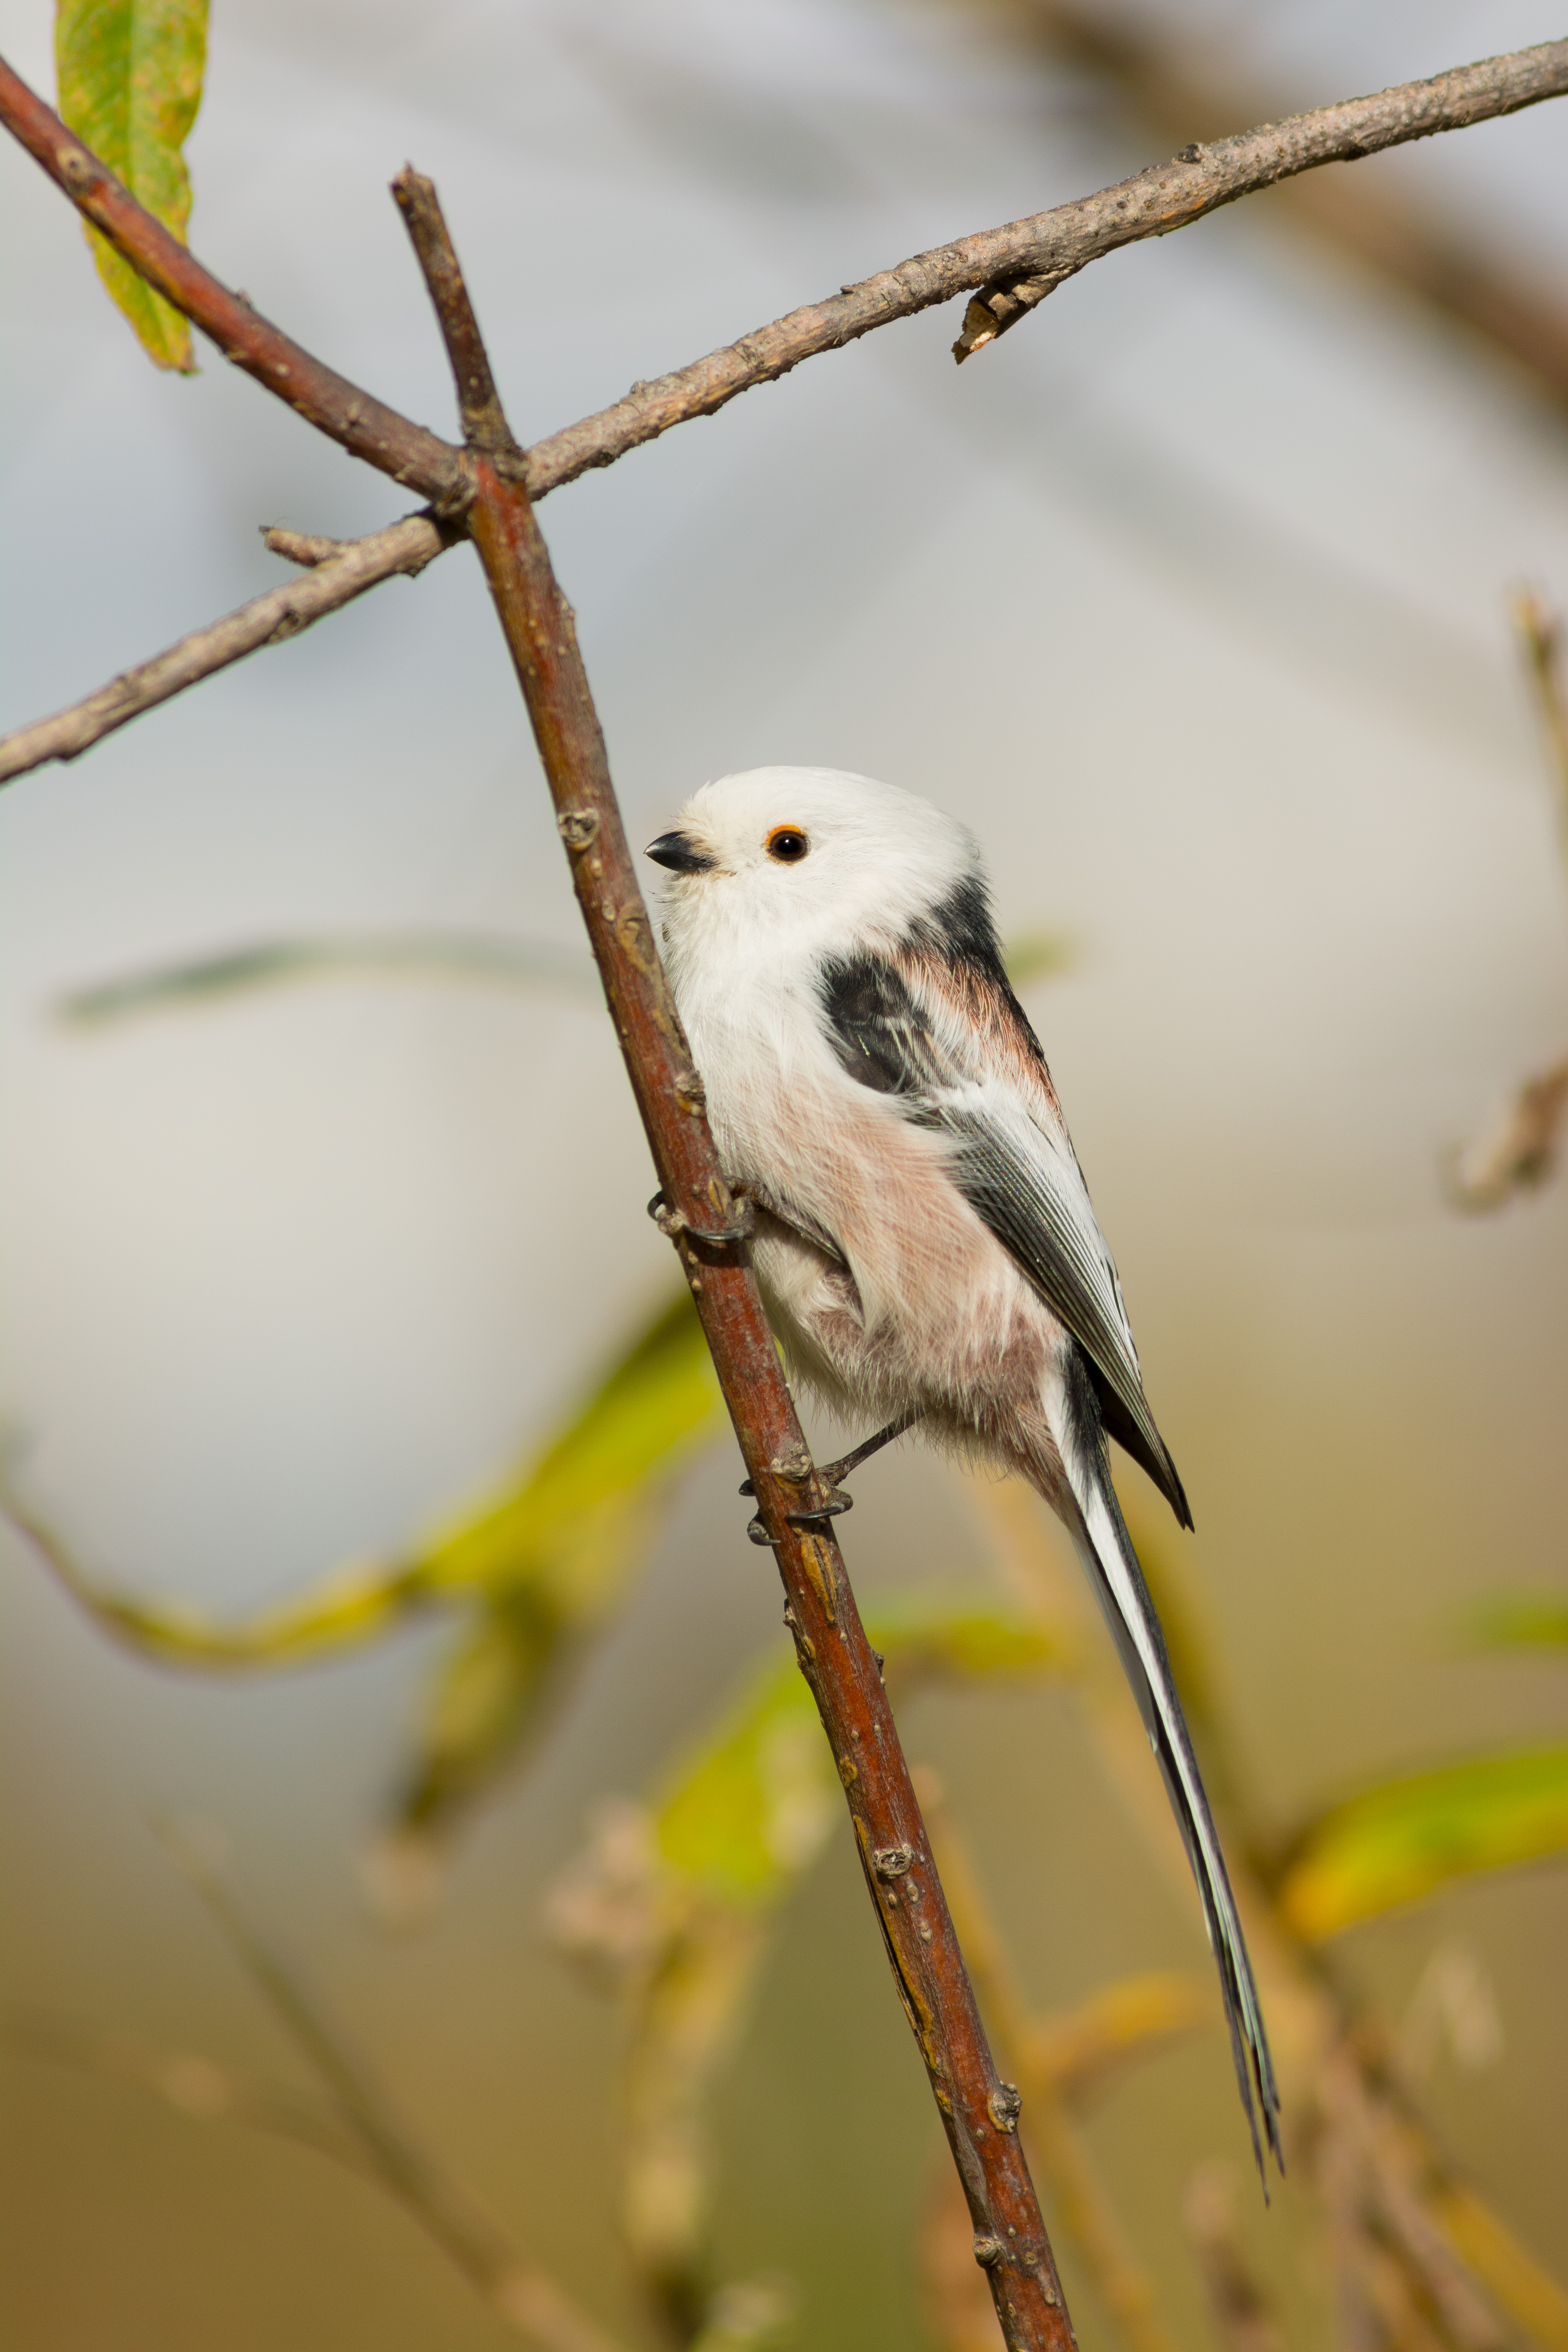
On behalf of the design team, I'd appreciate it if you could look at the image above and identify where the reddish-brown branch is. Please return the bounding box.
[0,56,465,505]
[399,174,1075,2352]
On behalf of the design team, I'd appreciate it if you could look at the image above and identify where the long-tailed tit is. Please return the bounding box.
[648,764,1280,2171]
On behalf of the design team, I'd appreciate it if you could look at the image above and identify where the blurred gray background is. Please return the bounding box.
[3,1,1567,2345]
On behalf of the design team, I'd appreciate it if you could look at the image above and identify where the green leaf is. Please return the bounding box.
[413,1289,721,1605]
[1468,1592,1568,1653]
[3,1289,722,1677]
[655,1594,1064,1909]
[392,1594,566,1834]
[1002,928,1077,988]
[56,0,208,371]
[382,1293,723,1849]
[1279,1744,1568,1941]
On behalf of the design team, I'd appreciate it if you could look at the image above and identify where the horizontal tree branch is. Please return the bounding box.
[1006,0,1568,403]
[0,512,448,786]
[517,37,1568,486]
[3,41,1566,777]
[5,39,1568,517]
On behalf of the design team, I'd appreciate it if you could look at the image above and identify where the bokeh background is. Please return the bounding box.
[3,0,1567,2345]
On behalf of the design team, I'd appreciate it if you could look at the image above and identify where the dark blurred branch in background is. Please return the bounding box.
[980,0,1568,403]
[1447,588,1568,1212]
[1182,2163,1286,2352]
[6,40,1568,785]
[14,1828,633,2352]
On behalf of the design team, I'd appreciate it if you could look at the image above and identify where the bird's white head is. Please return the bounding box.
[647,766,983,980]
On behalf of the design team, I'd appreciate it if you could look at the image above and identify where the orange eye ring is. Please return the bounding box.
[765,825,810,864]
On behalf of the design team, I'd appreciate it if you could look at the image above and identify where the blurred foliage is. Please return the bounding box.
[1469,1591,1568,1652]
[5,1289,723,1890]
[548,1592,1067,2329]
[55,930,599,1025]
[1279,1745,1568,1943]
[55,0,207,371]
[21,920,1568,2349]
[56,925,1060,1029]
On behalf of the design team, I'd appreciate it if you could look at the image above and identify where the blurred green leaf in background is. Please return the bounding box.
[1469,1590,1568,1653]
[4,1290,727,1904]
[1279,1744,1568,1942]
[55,0,208,370]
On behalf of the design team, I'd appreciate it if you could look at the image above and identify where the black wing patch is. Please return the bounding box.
[818,942,1190,1528]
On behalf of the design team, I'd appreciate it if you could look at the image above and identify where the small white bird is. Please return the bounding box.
[648,763,1280,2171]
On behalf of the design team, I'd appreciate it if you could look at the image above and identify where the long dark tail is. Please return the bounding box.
[1048,1352,1283,2179]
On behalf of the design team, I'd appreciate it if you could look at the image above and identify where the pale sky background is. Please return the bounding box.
[3,3,1568,2346]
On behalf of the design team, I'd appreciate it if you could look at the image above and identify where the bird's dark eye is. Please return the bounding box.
[766,826,810,864]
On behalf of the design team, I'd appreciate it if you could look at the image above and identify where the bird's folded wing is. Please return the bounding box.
[819,946,1190,1526]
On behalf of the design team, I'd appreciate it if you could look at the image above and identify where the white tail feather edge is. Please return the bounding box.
[1048,1364,1283,2179]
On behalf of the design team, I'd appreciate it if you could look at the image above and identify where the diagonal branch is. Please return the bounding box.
[0,511,448,785]
[151,1826,632,2352]
[3,42,1568,784]
[395,169,1077,2352]
[993,0,1568,401]
[5,41,1568,513]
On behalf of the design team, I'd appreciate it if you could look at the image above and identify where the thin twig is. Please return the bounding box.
[4,45,1568,778]
[516,38,1568,477]
[9,2011,369,2174]
[153,1824,629,2352]
[1512,586,1568,857]
[4,42,1567,514]
[396,170,1076,2352]
[0,512,448,786]
[991,0,1568,404]
[1443,588,1568,1213]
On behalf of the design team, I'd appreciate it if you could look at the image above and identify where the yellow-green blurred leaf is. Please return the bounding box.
[393,1595,565,1834]
[1002,929,1077,988]
[655,1594,1064,1910]
[5,1289,720,1680]
[1468,1593,1568,1653]
[414,1289,721,1605]
[57,931,598,1026]
[1279,1745,1568,1941]
[56,0,208,371]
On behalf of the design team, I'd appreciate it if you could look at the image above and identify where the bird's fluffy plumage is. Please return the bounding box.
[650,763,1280,2171]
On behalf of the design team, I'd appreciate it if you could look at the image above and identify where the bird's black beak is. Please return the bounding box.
[645,830,714,874]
